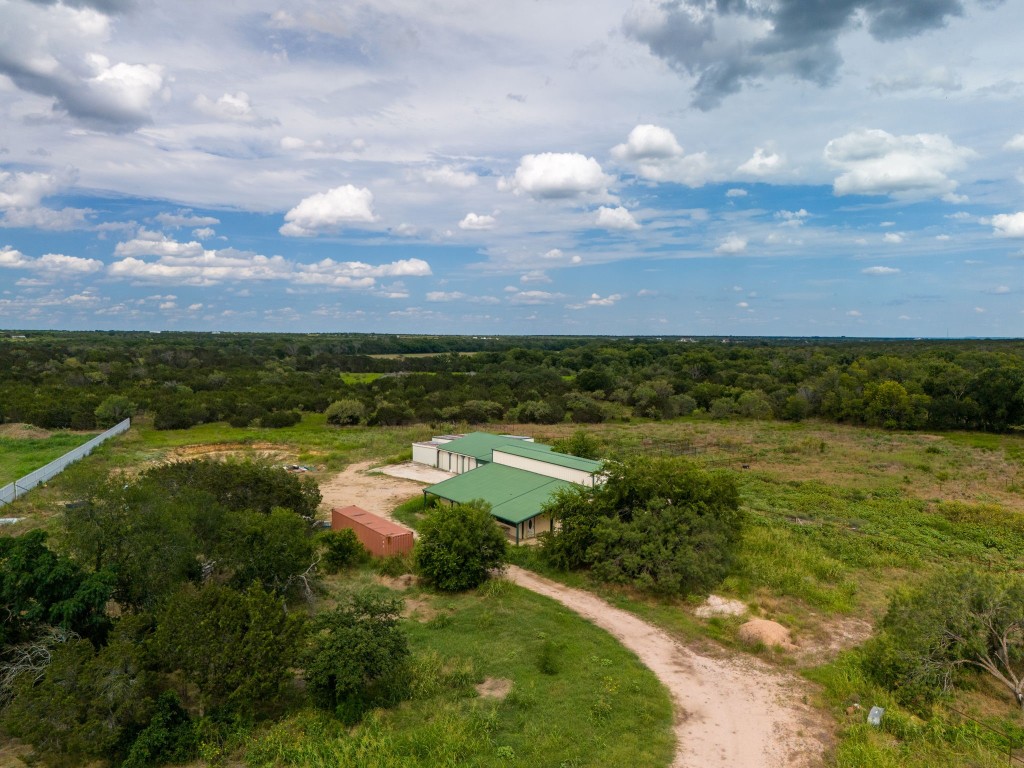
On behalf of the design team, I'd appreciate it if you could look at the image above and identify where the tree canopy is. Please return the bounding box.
[867,569,1024,711]
[415,501,509,592]
[541,457,742,597]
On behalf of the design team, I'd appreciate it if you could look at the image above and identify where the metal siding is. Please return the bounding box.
[491,451,593,485]
[332,507,414,557]
[412,443,438,466]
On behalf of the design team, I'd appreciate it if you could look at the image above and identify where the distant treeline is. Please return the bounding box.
[2,331,1024,432]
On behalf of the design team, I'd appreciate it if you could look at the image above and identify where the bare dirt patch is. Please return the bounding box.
[505,566,830,768]
[694,594,748,619]
[165,442,296,464]
[376,574,417,591]
[794,616,874,666]
[402,598,438,623]
[318,460,424,524]
[475,677,513,700]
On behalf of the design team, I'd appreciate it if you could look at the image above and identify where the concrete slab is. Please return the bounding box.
[376,461,456,484]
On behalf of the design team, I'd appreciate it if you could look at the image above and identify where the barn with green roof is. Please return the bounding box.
[414,431,604,543]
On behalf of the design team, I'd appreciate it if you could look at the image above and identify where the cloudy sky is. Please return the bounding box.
[1,0,1023,336]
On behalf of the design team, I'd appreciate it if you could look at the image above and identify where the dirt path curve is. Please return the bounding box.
[505,566,829,768]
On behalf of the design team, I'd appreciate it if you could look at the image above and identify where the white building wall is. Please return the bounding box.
[437,450,478,475]
[491,451,596,486]
[412,443,438,467]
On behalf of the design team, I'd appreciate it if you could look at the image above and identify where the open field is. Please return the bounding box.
[0,426,98,486]
[4,414,1024,766]
[247,569,674,768]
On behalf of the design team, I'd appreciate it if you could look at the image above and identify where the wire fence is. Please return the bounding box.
[943,704,1024,765]
[0,418,131,506]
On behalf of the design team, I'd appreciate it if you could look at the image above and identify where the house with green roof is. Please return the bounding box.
[414,431,605,543]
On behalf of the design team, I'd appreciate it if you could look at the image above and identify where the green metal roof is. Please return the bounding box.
[424,462,573,525]
[437,432,548,462]
[493,443,603,473]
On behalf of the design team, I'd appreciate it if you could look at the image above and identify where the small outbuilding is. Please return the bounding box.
[331,505,414,557]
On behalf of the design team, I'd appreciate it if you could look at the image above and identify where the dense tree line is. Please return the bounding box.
[4,331,1024,432]
[0,460,411,767]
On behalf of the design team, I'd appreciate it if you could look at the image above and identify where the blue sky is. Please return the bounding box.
[1,0,1023,336]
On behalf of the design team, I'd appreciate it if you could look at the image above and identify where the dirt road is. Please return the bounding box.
[505,566,829,768]
[317,460,428,524]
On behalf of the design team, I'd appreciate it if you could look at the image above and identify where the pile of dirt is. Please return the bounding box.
[695,594,748,618]
[738,618,796,650]
[475,677,513,700]
[0,423,52,439]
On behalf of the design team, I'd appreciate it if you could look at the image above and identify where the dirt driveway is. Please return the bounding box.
[317,460,429,524]
[323,464,831,767]
[505,566,829,768]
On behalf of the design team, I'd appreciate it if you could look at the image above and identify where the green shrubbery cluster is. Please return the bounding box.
[0,459,415,768]
[541,456,743,597]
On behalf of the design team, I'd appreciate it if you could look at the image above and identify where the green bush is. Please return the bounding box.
[260,410,301,428]
[415,501,508,592]
[121,692,197,768]
[303,592,410,723]
[320,529,369,572]
[541,457,742,597]
[324,399,365,426]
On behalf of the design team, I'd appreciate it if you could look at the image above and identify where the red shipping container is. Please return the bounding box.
[331,505,414,557]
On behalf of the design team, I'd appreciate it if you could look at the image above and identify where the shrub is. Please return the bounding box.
[303,592,410,723]
[320,529,369,572]
[260,410,301,428]
[122,692,197,768]
[415,501,508,591]
[324,399,365,426]
[541,457,743,597]
[94,394,135,427]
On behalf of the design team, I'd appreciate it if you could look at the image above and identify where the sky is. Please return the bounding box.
[1,0,1023,336]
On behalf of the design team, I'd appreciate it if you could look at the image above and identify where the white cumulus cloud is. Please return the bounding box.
[568,292,622,310]
[992,212,1024,238]
[596,206,640,230]
[612,124,712,186]
[280,185,378,237]
[862,266,901,275]
[1005,133,1024,152]
[426,291,466,302]
[501,153,612,199]
[0,245,102,276]
[825,129,975,200]
[458,213,496,230]
[737,147,783,177]
[715,234,747,254]
[883,233,904,244]
[107,235,429,288]
[422,166,478,188]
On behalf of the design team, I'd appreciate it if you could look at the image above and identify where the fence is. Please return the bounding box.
[943,704,1024,765]
[0,418,131,506]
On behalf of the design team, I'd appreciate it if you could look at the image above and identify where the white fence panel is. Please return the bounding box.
[0,418,130,506]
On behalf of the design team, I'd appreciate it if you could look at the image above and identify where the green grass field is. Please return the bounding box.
[5,413,1024,766]
[0,432,97,486]
[246,573,674,768]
